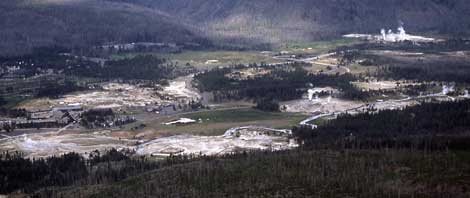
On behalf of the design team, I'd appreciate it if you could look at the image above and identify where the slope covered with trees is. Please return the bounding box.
[0,0,205,56]
[102,0,470,45]
[2,0,470,55]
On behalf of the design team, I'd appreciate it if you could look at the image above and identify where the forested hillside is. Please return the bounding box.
[0,0,204,56]
[2,0,470,55]
[149,0,470,43]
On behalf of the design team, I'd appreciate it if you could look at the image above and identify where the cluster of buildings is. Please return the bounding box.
[98,42,179,53]
[0,105,82,133]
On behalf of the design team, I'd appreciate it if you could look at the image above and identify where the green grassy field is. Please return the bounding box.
[133,108,306,137]
[1,96,27,109]
[110,50,282,69]
[109,39,362,69]
[347,63,377,74]
[279,38,361,55]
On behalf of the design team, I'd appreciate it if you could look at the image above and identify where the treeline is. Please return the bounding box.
[1,48,194,82]
[376,65,470,84]
[0,108,27,118]
[81,109,116,128]
[80,109,135,129]
[293,99,470,150]
[0,149,209,195]
[0,47,100,78]
[336,38,470,54]
[337,42,470,83]
[80,55,177,81]
[194,65,370,102]
[42,150,470,198]
[36,79,86,99]
[0,152,88,194]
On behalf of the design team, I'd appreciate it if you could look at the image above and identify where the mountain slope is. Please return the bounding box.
[1,0,470,55]
[0,0,203,56]
[148,0,470,43]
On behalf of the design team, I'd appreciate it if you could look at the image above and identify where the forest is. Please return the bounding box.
[80,109,116,129]
[337,40,470,83]
[0,149,164,194]
[194,64,371,102]
[33,149,470,198]
[293,99,470,150]
[85,55,177,81]
[0,48,190,82]
[337,39,470,54]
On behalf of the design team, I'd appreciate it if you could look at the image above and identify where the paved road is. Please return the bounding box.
[272,52,351,74]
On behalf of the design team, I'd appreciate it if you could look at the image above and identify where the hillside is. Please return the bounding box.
[37,150,470,198]
[149,0,470,43]
[1,0,470,55]
[0,0,204,56]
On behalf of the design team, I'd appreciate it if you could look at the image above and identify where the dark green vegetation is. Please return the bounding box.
[0,0,206,56]
[0,49,192,103]
[38,150,470,198]
[0,75,86,100]
[194,64,371,102]
[3,0,470,55]
[339,40,470,83]
[80,109,116,129]
[294,100,470,150]
[0,107,27,118]
[0,152,87,194]
[0,149,169,195]
[0,47,96,78]
[82,55,183,81]
[80,109,136,129]
[0,49,186,81]
[254,98,281,112]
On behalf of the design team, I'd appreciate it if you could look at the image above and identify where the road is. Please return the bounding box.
[299,90,455,129]
[272,52,351,74]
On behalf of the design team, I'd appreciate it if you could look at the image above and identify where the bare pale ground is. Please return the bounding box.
[0,126,297,158]
[0,130,135,158]
[17,76,201,110]
[3,86,465,158]
[226,68,272,80]
[162,75,201,101]
[17,84,162,110]
[136,126,297,156]
[282,97,364,114]
[353,80,416,91]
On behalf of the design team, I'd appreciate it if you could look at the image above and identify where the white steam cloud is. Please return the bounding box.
[344,25,436,43]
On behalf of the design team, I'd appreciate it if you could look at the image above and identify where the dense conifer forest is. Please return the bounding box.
[1,50,180,81]
[194,65,370,102]
[293,99,470,150]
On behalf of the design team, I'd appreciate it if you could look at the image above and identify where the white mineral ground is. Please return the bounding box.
[2,79,464,158]
[297,84,460,129]
[0,126,296,158]
[47,75,201,109]
[162,75,201,101]
[57,83,163,108]
[0,131,133,158]
[136,126,296,156]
